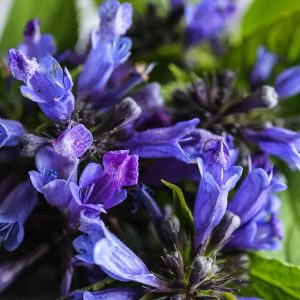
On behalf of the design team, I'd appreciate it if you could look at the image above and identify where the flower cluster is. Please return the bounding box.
[1,0,300,299]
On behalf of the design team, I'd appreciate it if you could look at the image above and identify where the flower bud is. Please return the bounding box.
[188,256,213,290]
[160,215,180,249]
[19,134,50,157]
[164,250,184,279]
[208,211,241,254]
[97,98,142,133]
[227,86,278,115]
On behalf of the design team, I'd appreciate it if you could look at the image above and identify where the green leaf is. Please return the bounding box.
[244,254,300,300]
[161,179,194,232]
[242,0,300,37]
[224,2,300,79]
[280,170,300,265]
[169,63,191,83]
[0,0,78,52]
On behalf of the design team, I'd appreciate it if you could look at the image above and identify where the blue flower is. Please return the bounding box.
[8,49,75,122]
[69,288,143,300]
[77,0,132,98]
[119,118,200,162]
[275,65,300,99]
[29,146,78,210]
[73,215,166,288]
[194,139,242,251]
[185,0,236,46]
[53,124,93,158]
[69,150,138,219]
[227,154,286,250]
[0,119,25,148]
[250,46,278,88]
[18,18,56,60]
[77,38,132,99]
[245,127,300,170]
[97,0,133,41]
[0,182,38,251]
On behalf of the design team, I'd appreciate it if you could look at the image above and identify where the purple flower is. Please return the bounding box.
[29,146,78,210]
[18,19,56,60]
[8,49,74,122]
[93,63,155,110]
[119,118,200,162]
[194,139,242,251]
[250,46,278,88]
[142,129,238,185]
[185,0,236,46]
[0,182,38,251]
[275,65,300,99]
[70,288,143,300]
[132,83,163,112]
[97,0,133,41]
[0,119,25,147]
[245,127,300,170]
[73,216,166,288]
[227,154,286,250]
[229,195,283,250]
[77,38,132,98]
[53,124,93,158]
[69,150,138,218]
[77,0,132,98]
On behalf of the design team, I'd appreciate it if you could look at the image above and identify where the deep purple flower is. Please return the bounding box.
[0,182,38,251]
[119,118,200,162]
[185,0,236,46]
[8,49,75,122]
[0,119,25,148]
[170,0,184,8]
[73,216,165,288]
[69,150,138,218]
[18,18,56,60]
[227,154,286,250]
[29,146,78,210]
[245,127,300,170]
[142,158,199,185]
[53,124,93,158]
[250,46,278,88]
[275,65,300,99]
[194,139,242,251]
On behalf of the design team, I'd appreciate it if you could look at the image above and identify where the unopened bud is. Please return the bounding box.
[160,215,180,249]
[19,134,50,157]
[226,86,278,115]
[188,256,213,290]
[164,250,184,279]
[208,211,240,254]
[97,98,142,133]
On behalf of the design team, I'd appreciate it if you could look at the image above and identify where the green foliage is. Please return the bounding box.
[0,0,78,52]
[161,179,194,233]
[243,254,300,300]
[242,0,300,37]
[280,170,300,265]
[224,0,300,80]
